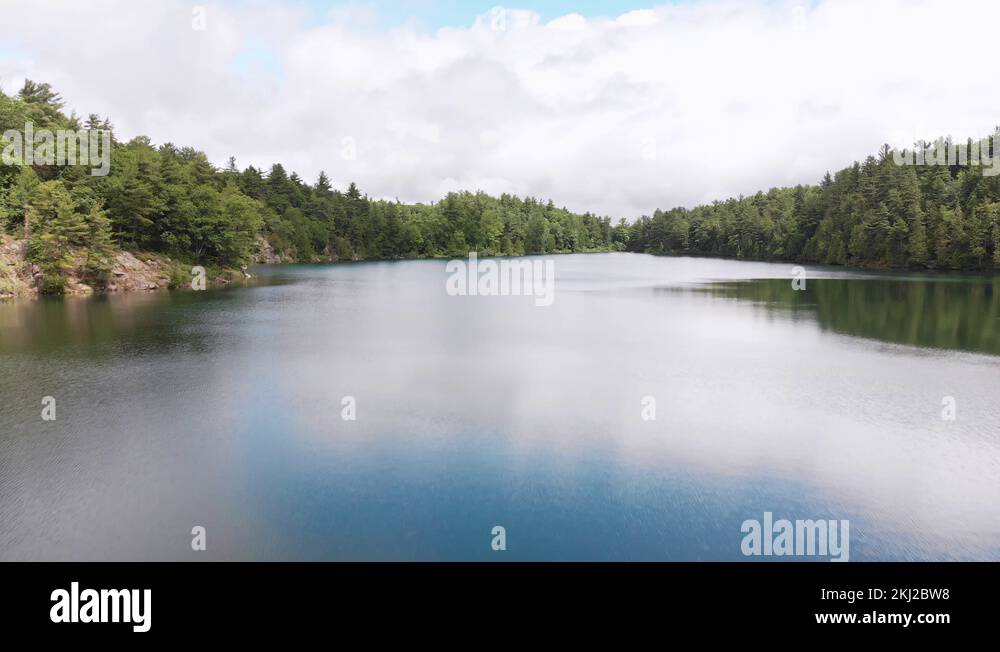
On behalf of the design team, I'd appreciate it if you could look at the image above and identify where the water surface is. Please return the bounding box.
[1,253,998,560]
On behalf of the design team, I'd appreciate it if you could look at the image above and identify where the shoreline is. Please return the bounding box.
[3,239,996,304]
[0,234,252,302]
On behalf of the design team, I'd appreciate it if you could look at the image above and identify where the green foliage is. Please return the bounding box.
[5,78,998,289]
[627,140,1000,271]
[78,189,116,283]
[166,263,190,290]
[242,172,613,261]
[1,167,40,232]
[17,80,65,126]
[0,89,29,227]
[26,180,84,284]
[3,81,613,277]
[25,180,115,292]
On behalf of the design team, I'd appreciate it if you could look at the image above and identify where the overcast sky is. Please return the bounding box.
[2,0,998,219]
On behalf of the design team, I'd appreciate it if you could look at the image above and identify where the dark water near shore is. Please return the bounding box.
[1,253,998,560]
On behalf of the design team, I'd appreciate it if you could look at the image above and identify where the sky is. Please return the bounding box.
[286,0,664,29]
[1,0,999,219]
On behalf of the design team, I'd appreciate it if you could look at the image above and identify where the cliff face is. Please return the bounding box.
[253,235,284,264]
[0,235,176,299]
[106,251,174,293]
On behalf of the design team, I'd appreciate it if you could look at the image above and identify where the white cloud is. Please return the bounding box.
[1,0,998,218]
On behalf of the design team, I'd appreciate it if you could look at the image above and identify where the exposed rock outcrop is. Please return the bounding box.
[0,236,39,299]
[254,235,283,264]
[0,236,177,299]
[105,251,172,293]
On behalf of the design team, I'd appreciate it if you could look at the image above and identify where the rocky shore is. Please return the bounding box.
[0,234,250,300]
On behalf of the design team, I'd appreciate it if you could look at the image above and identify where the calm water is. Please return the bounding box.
[1,253,998,561]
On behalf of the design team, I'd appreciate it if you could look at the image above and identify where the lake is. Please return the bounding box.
[1,253,998,560]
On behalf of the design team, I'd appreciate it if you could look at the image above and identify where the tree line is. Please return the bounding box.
[3,80,998,295]
[0,81,618,293]
[627,141,1000,270]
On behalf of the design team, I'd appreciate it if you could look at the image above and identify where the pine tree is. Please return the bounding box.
[18,79,65,126]
[26,181,87,292]
[80,199,116,284]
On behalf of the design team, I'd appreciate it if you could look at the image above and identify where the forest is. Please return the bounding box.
[2,79,998,295]
[0,81,619,293]
[629,140,1000,271]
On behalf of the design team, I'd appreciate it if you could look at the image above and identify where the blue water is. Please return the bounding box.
[1,254,998,560]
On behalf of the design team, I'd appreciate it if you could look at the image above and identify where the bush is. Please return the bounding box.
[167,263,190,290]
[40,271,65,295]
